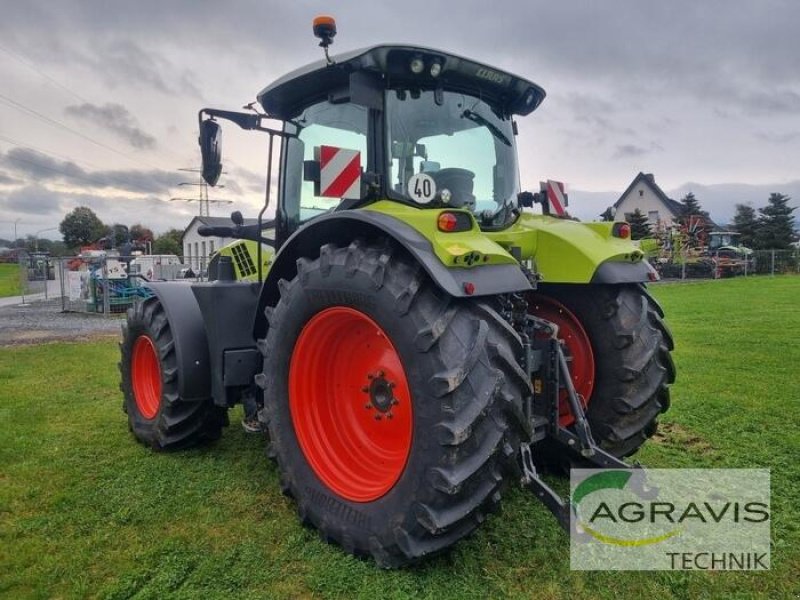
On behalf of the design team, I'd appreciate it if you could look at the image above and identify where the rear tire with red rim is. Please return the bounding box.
[530,283,675,464]
[119,296,227,450]
[260,241,530,567]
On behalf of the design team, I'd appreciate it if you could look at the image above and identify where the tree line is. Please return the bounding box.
[616,192,797,250]
[54,206,184,256]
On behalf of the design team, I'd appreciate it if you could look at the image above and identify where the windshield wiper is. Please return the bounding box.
[461,110,511,146]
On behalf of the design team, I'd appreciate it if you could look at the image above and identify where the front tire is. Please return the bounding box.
[260,241,530,567]
[119,296,227,450]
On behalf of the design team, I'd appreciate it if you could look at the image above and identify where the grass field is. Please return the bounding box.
[1,276,798,599]
[0,263,22,297]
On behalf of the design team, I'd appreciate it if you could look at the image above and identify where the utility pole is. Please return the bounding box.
[173,168,233,216]
[170,182,233,216]
[33,227,57,252]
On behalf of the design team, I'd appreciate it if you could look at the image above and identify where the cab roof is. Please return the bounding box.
[257,44,546,120]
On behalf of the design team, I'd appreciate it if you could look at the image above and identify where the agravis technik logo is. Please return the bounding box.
[570,469,770,570]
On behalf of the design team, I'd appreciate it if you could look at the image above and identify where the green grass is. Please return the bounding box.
[1,276,798,599]
[0,263,22,297]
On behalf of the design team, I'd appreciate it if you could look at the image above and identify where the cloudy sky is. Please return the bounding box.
[1,0,798,241]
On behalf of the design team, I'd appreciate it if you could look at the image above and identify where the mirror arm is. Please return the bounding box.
[198,108,287,137]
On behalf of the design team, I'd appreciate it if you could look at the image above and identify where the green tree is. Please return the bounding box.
[153,229,183,255]
[59,206,106,249]
[599,206,615,222]
[130,224,154,243]
[109,224,130,248]
[732,203,758,248]
[46,240,69,257]
[626,208,652,240]
[755,193,796,250]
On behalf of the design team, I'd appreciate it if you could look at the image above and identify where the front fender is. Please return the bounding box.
[145,282,211,402]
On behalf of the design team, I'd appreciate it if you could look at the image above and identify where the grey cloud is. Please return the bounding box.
[92,39,201,97]
[1,0,799,202]
[739,89,800,116]
[1,148,185,195]
[2,148,85,182]
[4,2,799,125]
[7,2,798,88]
[559,93,634,137]
[561,94,617,120]
[0,185,196,235]
[613,143,663,160]
[0,171,21,185]
[230,167,265,194]
[65,102,158,149]
[756,131,800,144]
[2,184,62,215]
[219,179,243,196]
[702,83,800,117]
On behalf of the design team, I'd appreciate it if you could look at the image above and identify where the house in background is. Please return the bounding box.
[614,172,684,230]
[182,216,257,273]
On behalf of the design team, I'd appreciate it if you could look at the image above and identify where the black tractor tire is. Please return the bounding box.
[119,296,227,450]
[532,283,675,460]
[259,241,530,567]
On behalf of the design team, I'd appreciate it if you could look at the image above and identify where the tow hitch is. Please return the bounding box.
[518,313,654,531]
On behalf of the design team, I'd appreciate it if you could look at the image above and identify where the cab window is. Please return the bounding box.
[282,101,368,226]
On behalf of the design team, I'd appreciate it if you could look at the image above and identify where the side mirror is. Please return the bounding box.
[230,210,244,225]
[199,119,222,186]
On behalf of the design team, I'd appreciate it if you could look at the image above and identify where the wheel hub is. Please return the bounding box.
[364,371,398,416]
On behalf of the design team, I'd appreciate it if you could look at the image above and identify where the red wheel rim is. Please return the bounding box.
[131,335,162,420]
[289,307,413,502]
[528,295,595,426]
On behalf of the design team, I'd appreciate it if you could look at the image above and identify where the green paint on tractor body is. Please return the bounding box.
[214,200,644,285]
[216,239,275,282]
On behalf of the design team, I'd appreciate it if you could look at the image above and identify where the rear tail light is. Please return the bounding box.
[437,211,472,232]
[612,222,631,239]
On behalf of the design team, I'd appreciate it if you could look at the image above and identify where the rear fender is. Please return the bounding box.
[487,214,655,284]
[252,210,532,338]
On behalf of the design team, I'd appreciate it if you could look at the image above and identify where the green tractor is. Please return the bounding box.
[119,17,674,567]
[707,231,753,276]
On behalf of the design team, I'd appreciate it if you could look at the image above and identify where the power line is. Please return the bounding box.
[0,42,190,166]
[0,138,178,199]
[0,137,239,212]
[3,148,135,192]
[0,43,94,105]
[0,42,275,190]
[0,92,163,171]
[0,132,105,170]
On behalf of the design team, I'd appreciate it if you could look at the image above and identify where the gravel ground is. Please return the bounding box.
[0,299,123,346]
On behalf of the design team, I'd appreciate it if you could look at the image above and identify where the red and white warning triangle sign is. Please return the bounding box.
[317,145,362,199]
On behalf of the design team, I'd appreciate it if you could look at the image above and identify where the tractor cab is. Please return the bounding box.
[199,42,545,248]
[708,231,753,260]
